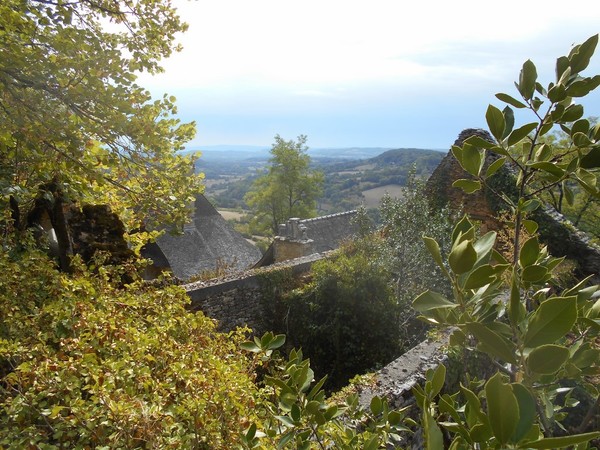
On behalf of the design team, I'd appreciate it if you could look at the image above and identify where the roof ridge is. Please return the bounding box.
[299,210,357,224]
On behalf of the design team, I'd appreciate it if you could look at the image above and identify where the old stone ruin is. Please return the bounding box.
[25,129,599,434]
[182,128,600,430]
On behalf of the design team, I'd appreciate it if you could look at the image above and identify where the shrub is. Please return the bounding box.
[0,248,259,449]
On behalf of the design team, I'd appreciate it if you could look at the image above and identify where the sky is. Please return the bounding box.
[138,0,600,150]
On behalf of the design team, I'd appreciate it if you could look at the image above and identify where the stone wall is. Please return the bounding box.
[184,252,327,333]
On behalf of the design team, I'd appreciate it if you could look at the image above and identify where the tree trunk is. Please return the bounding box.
[51,189,73,273]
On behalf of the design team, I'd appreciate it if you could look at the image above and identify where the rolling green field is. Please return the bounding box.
[361,184,405,208]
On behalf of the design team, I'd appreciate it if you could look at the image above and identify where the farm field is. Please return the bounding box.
[218,209,248,221]
[361,184,405,208]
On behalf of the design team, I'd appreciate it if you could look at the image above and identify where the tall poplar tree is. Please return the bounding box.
[245,135,324,235]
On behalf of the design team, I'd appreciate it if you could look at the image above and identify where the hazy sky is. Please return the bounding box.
[139,0,600,150]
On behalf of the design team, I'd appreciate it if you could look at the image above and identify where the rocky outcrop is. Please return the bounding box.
[427,128,600,278]
[426,128,501,233]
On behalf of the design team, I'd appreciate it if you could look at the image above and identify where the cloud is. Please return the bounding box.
[139,0,600,147]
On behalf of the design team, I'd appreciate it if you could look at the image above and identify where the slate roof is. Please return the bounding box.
[143,195,262,280]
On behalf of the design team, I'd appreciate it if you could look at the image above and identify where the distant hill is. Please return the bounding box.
[185,145,440,163]
[371,148,443,164]
[206,147,445,213]
[317,148,444,212]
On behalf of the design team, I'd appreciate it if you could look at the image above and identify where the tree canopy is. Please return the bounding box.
[245,135,323,234]
[0,0,203,244]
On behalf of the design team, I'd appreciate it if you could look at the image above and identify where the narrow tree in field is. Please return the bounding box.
[245,135,323,235]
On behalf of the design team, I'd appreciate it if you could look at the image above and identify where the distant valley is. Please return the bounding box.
[193,147,446,215]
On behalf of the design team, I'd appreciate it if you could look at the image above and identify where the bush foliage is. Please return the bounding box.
[0,248,259,448]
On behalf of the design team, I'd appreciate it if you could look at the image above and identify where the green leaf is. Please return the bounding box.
[563,184,575,206]
[590,298,600,318]
[528,162,565,180]
[461,144,484,176]
[423,236,448,276]
[466,323,518,364]
[453,179,481,193]
[573,132,593,148]
[567,76,600,97]
[452,216,475,243]
[245,423,257,441]
[269,334,286,350]
[524,432,600,449]
[278,429,295,446]
[275,415,296,428]
[548,84,567,103]
[364,435,380,450]
[486,104,506,141]
[413,290,457,312]
[388,410,403,426]
[370,396,383,415]
[519,60,538,100]
[520,198,541,213]
[471,423,494,443]
[496,92,527,109]
[485,157,506,179]
[305,400,321,415]
[449,329,466,346]
[460,385,483,427]
[464,135,495,148]
[449,240,477,275]
[556,56,570,83]
[524,296,577,347]
[522,220,538,234]
[451,145,464,164]
[522,265,548,283]
[561,104,584,123]
[534,143,552,161]
[557,66,572,86]
[307,375,327,401]
[568,34,598,73]
[519,236,540,268]
[464,264,500,289]
[527,344,569,374]
[572,345,600,369]
[473,231,497,264]
[511,383,536,444]
[503,106,515,139]
[260,332,273,348]
[592,121,600,140]
[580,146,600,169]
[485,372,519,445]
[49,405,65,419]
[571,118,590,136]
[240,341,261,353]
[430,364,446,398]
[424,411,444,450]
[290,404,301,422]
[439,394,462,423]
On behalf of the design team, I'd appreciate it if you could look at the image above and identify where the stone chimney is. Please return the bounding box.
[273,218,314,262]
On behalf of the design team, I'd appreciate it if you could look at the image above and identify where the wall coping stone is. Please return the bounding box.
[357,331,451,410]
[184,251,334,307]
